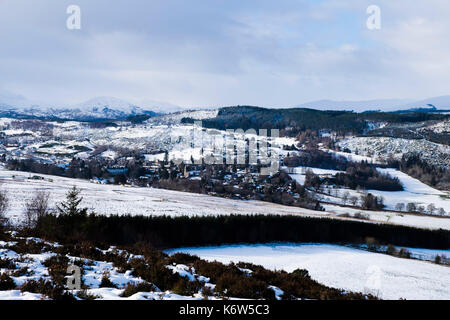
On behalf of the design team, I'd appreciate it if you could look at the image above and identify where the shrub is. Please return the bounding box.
[0,273,16,291]
[43,255,71,287]
[386,244,397,256]
[291,269,310,279]
[171,278,202,296]
[354,212,370,220]
[124,257,178,291]
[434,255,442,265]
[215,272,275,300]
[99,274,117,288]
[365,237,379,251]
[43,255,69,268]
[76,289,100,300]
[193,260,241,283]
[120,282,155,297]
[166,253,200,265]
[20,279,74,300]
[0,258,16,270]
[398,248,411,259]
[11,267,31,277]
[7,239,52,255]
[201,285,215,299]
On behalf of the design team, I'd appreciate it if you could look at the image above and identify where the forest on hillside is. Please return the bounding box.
[181,106,450,137]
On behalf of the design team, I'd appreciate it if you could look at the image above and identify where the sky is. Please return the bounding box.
[1,0,450,109]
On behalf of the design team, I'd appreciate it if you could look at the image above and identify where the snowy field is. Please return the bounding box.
[166,243,450,300]
[368,168,449,212]
[1,168,449,231]
[323,149,381,164]
[322,204,450,230]
[288,165,450,216]
[0,168,326,224]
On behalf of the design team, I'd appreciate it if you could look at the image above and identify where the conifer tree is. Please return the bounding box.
[57,186,87,216]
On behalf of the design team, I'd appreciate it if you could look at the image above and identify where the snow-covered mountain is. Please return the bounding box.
[296,96,450,112]
[400,95,450,110]
[2,91,450,121]
[72,97,140,113]
[0,95,184,121]
[59,96,151,120]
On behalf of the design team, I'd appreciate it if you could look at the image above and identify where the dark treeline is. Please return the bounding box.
[388,154,450,191]
[284,150,403,192]
[330,166,403,191]
[421,130,450,146]
[181,106,449,137]
[363,111,449,123]
[34,214,450,250]
[183,106,366,136]
[283,149,350,171]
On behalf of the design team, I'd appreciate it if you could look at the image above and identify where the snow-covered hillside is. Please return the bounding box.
[0,235,231,301]
[146,109,219,126]
[1,168,449,231]
[0,119,292,165]
[288,166,450,215]
[337,137,450,169]
[369,168,449,212]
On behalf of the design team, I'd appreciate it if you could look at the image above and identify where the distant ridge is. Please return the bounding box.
[295,99,413,112]
[1,91,450,121]
[295,96,450,113]
[0,95,184,121]
[399,95,450,111]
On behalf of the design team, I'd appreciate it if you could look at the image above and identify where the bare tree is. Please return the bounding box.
[406,202,417,213]
[427,203,436,215]
[342,191,350,205]
[349,196,359,206]
[0,189,9,227]
[395,203,405,212]
[333,189,340,198]
[24,191,51,228]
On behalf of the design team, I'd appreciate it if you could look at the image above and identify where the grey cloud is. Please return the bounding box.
[0,0,449,108]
